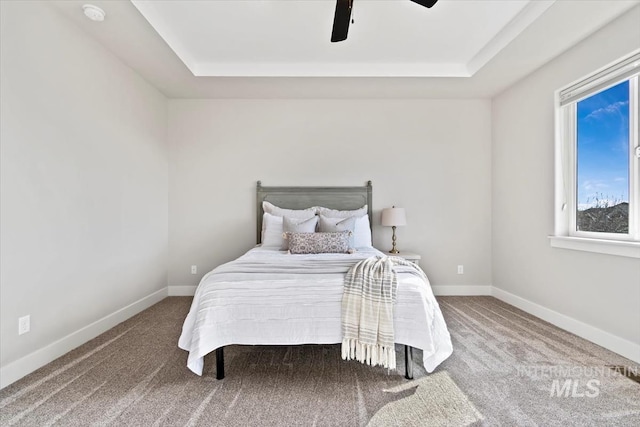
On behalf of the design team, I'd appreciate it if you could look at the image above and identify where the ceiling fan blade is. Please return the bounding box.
[331,0,353,42]
[410,0,439,8]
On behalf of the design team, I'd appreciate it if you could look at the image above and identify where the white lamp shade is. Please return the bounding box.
[381,207,407,227]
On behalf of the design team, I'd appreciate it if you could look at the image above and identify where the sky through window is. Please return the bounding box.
[576,80,630,211]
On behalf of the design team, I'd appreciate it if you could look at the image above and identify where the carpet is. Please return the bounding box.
[437,297,640,427]
[1,296,638,426]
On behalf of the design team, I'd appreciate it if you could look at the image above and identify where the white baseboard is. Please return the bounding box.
[168,286,197,296]
[492,286,640,364]
[0,288,167,389]
[3,283,637,389]
[432,285,492,296]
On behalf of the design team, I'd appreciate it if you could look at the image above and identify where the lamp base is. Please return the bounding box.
[389,226,400,254]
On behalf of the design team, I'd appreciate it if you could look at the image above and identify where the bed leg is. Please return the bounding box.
[404,345,414,380]
[216,347,225,380]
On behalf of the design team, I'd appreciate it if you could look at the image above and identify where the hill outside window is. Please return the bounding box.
[551,51,640,258]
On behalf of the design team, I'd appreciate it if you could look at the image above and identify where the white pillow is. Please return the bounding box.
[354,215,373,248]
[263,201,317,218]
[262,212,318,248]
[317,205,371,247]
[261,213,284,247]
[320,214,372,248]
[317,205,367,218]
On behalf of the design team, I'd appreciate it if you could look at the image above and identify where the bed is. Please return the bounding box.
[178,181,453,380]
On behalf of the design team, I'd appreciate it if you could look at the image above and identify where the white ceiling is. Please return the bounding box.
[129,0,550,78]
[49,0,640,98]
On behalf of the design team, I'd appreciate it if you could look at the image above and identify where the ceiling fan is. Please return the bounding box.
[331,0,439,42]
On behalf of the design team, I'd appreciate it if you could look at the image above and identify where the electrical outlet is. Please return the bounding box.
[191,265,197,274]
[18,315,30,335]
[457,265,464,275]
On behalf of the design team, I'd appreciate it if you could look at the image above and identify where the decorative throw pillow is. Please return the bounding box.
[287,231,352,254]
[282,216,319,250]
[318,215,356,247]
[263,201,317,218]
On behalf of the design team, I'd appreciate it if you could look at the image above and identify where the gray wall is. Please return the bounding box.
[492,7,640,350]
[0,2,168,368]
[168,99,492,289]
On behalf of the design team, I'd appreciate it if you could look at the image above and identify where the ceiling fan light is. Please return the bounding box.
[82,4,106,22]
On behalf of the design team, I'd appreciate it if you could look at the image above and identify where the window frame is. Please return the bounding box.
[552,51,640,258]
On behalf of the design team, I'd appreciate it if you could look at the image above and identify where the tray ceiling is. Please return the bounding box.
[47,0,640,98]
[130,0,553,77]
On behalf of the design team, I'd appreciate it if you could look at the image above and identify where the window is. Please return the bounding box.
[552,51,640,258]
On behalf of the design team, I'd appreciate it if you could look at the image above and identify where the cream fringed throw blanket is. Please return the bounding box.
[341,256,420,370]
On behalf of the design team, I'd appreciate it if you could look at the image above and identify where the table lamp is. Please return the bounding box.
[381,206,407,254]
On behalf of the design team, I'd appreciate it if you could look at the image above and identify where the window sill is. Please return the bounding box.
[549,236,640,258]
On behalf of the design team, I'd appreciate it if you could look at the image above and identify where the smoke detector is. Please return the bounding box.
[82,4,106,22]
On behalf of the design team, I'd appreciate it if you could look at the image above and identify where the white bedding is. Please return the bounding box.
[178,246,453,376]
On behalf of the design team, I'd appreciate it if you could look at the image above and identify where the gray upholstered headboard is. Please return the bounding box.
[256,181,373,244]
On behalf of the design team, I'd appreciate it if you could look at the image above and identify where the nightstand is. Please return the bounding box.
[381,250,421,266]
